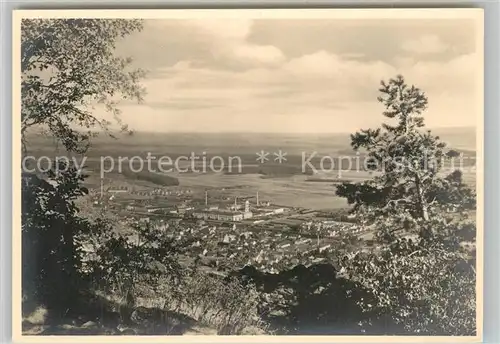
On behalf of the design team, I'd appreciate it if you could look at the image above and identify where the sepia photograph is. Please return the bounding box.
[13,9,484,342]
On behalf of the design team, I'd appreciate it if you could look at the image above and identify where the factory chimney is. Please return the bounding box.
[256,191,259,206]
[205,191,208,207]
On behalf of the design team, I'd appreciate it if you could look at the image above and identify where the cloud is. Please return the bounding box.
[402,34,450,54]
[101,46,479,133]
[106,19,481,133]
[118,18,478,77]
[402,53,478,97]
[232,44,285,65]
[182,19,253,41]
[175,19,286,67]
[283,50,390,81]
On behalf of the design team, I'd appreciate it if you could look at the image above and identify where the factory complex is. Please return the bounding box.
[192,191,285,222]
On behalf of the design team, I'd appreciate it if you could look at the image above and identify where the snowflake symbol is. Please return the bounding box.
[256,150,270,164]
[274,150,287,163]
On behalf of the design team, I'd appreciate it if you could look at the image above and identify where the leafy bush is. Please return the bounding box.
[167,272,266,334]
[21,18,146,318]
[233,264,372,334]
[343,236,475,335]
[22,165,91,318]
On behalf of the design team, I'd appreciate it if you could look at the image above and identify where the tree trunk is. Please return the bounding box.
[414,174,429,221]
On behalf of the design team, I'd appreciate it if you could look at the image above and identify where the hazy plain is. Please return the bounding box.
[27,127,477,210]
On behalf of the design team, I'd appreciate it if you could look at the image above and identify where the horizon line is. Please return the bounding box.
[26,125,477,136]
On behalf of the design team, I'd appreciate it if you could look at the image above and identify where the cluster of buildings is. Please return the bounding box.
[179,221,343,273]
[193,204,252,222]
[92,180,288,224]
[97,178,193,197]
[87,181,365,275]
[149,188,193,196]
[300,220,360,237]
[191,191,285,222]
[107,186,193,197]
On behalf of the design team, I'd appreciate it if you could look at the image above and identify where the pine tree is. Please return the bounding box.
[336,75,477,335]
[337,75,475,242]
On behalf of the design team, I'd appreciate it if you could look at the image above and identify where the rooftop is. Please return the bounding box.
[195,209,242,216]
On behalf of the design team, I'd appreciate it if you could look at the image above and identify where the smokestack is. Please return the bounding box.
[205,191,208,207]
[256,191,259,206]
[100,177,104,200]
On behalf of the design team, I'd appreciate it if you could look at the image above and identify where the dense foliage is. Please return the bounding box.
[21,19,146,153]
[21,19,146,318]
[22,165,90,317]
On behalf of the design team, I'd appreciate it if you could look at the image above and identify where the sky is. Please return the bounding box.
[95,16,482,133]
